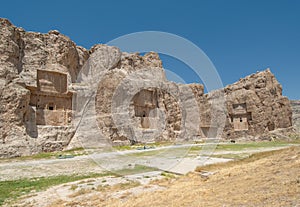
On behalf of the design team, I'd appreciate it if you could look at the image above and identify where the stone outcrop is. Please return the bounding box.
[291,100,300,132]
[221,69,292,140]
[0,18,88,157]
[0,18,295,157]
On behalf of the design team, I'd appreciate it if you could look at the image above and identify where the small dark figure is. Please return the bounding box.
[230,140,236,143]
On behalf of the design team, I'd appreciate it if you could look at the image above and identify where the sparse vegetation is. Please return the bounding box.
[112,180,141,190]
[0,172,113,205]
[210,153,251,160]
[195,146,294,172]
[113,141,177,151]
[161,172,176,179]
[96,184,109,192]
[0,147,87,162]
[288,133,300,140]
[96,180,140,193]
[70,184,78,191]
[114,164,159,176]
[127,149,163,157]
[69,188,92,198]
[190,140,297,152]
[100,146,300,207]
[2,141,300,206]
[112,145,133,151]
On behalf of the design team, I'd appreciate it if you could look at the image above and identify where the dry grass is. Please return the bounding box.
[195,147,293,172]
[68,188,92,198]
[96,180,141,192]
[104,147,300,206]
[49,181,141,207]
[46,146,300,207]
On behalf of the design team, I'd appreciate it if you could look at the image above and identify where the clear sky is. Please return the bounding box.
[1,0,299,99]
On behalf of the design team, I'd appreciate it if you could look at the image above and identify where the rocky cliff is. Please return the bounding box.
[0,18,294,157]
[291,100,300,132]
[222,69,292,140]
[0,18,88,157]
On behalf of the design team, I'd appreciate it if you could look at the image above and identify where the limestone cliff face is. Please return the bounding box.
[0,18,88,157]
[291,100,300,132]
[0,18,294,157]
[20,29,89,87]
[96,53,166,143]
[0,19,31,157]
[222,69,292,140]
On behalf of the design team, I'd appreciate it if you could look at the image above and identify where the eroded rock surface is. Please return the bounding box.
[0,18,294,157]
[222,69,293,140]
[0,18,87,157]
[291,100,300,132]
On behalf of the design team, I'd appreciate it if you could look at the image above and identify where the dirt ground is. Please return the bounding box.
[0,143,293,181]
[46,146,300,207]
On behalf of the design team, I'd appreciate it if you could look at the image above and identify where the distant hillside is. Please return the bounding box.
[291,100,300,131]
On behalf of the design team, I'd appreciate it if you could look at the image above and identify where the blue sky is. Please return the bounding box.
[1,0,299,99]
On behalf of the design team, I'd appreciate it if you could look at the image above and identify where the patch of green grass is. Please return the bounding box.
[0,172,113,206]
[113,145,133,151]
[219,142,287,151]
[127,149,164,157]
[190,141,294,152]
[114,164,159,176]
[113,142,176,151]
[128,146,192,158]
[161,172,176,179]
[62,147,85,153]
